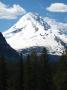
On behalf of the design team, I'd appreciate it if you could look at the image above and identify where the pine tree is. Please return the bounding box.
[40,48,53,90]
[27,51,37,90]
[27,54,32,90]
[30,51,38,90]
[23,54,33,90]
[59,49,67,90]
[53,49,67,90]
[20,53,23,90]
[0,55,7,90]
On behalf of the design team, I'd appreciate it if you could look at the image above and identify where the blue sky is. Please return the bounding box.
[0,0,67,32]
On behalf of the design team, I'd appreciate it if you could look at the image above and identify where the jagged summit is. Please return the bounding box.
[3,12,67,55]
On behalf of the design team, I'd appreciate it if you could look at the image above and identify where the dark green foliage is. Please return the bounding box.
[53,49,67,90]
[20,53,23,90]
[23,48,53,90]
[30,51,38,90]
[0,48,67,90]
[0,55,7,90]
[23,51,38,90]
[39,48,53,90]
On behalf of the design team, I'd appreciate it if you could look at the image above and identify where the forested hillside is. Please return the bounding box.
[0,48,67,90]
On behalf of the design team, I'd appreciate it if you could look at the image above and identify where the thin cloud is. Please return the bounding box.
[44,17,67,30]
[46,3,67,12]
[0,2,26,19]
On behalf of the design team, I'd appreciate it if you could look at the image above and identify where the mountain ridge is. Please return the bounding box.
[0,32,19,60]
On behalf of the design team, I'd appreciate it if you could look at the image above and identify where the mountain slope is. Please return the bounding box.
[3,12,67,55]
[0,32,19,60]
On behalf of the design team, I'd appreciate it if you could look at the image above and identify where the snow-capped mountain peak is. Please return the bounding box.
[3,12,67,55]
[3,12,50,36]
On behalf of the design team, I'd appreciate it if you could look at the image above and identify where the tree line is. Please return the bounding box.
[0,48,67,90]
